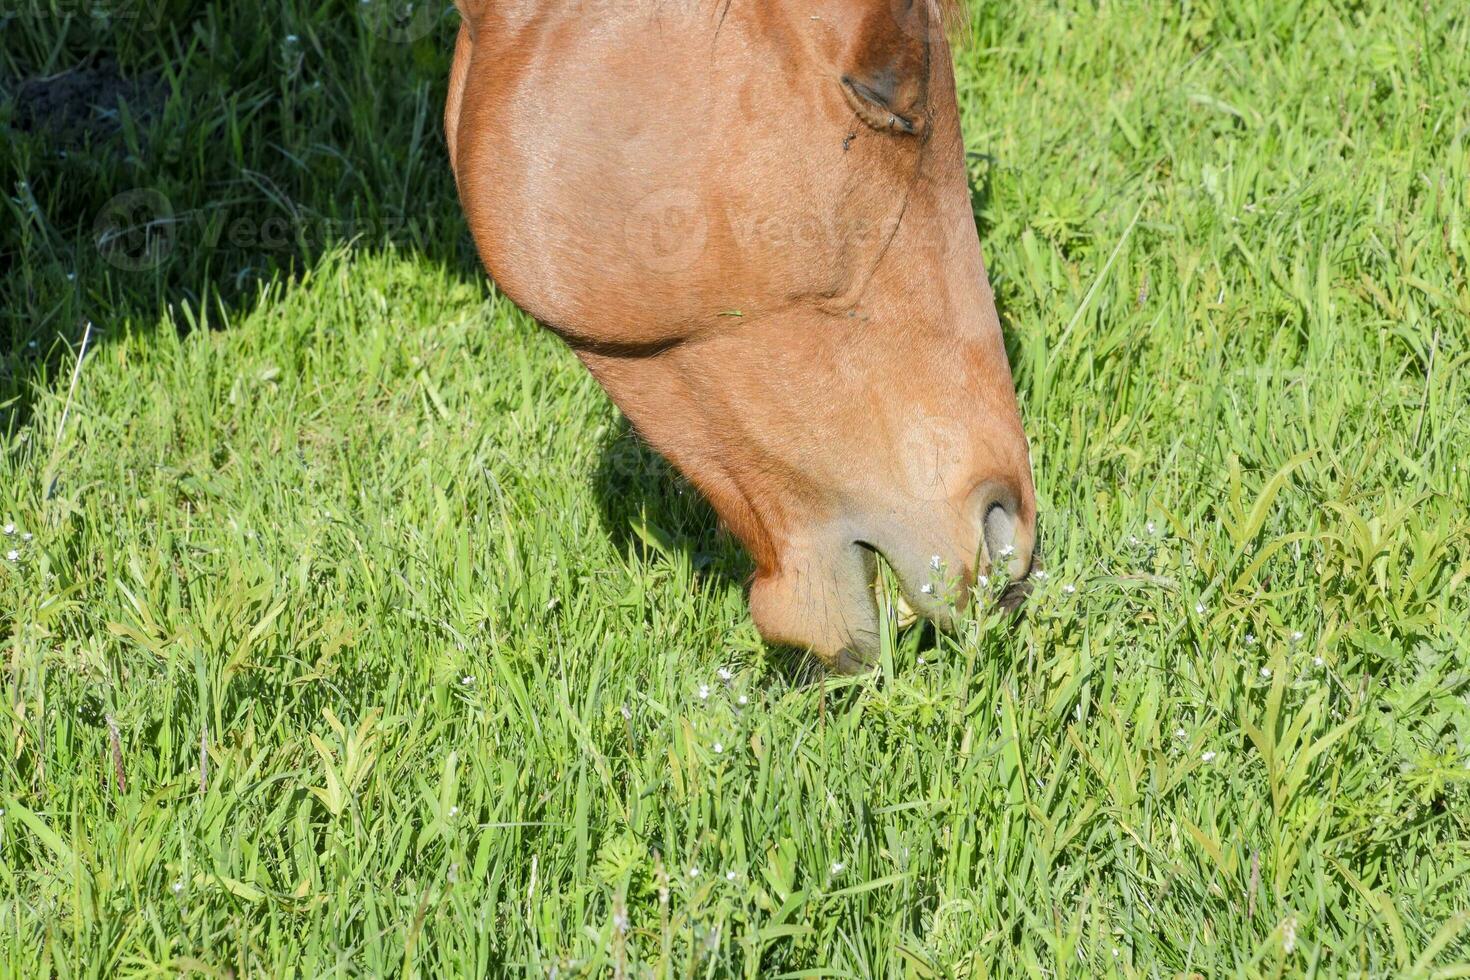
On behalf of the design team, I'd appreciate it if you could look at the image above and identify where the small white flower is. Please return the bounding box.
[698,684,711,701]
[688,867,700,878]
[171,881,184,894]
[1112,948,1120,958]
[2,524,13,535]
[916,655,926,665]
[1195,602,1206,615]
[920,583,934,596]
[830,862,844,875]
[1245,633,1256,645]
[929,554,943,571]
[460,675,473,686]
[1260,667,1272,678]
[1062,583,1076,595]
[449,806,459,817]
[285,33,299,43]
[717,666,733,681]
[620,704,632,720]
[1201,750,1217,763]
[725,870,738,881]
[1032,570,1049,582]
[977,575,989,589]
[736,695,748,706]
[1313,656,1324,668]
[5,550,18,562]
[1174,728,1187,740]
[999,545,1015,558]
[1146,521,1157,535]
[712,742,724,754]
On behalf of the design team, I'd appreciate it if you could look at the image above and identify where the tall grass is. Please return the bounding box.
[2,0,1468,974]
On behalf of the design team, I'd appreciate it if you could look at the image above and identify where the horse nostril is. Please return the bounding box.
[983,502,1016,566]
[967,479,1032,580]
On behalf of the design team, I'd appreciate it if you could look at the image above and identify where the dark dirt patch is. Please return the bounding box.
[6,58,164,147]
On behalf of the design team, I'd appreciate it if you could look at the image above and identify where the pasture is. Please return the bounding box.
[2,0,1469,974]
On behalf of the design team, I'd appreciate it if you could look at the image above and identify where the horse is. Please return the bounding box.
[445,0,1036,671]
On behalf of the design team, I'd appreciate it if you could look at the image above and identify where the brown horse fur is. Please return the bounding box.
[447,0,1036,671]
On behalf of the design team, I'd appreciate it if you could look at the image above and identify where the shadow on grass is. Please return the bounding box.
[590,419,856,689]
[0,5,481,429]
[2,4,1023,684]
[590,416,752,587]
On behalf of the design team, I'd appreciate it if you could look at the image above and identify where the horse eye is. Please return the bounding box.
[841,74,920,135]
[837,3,932,137]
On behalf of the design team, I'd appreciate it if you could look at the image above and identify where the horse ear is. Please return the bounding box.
[840,0,932,136]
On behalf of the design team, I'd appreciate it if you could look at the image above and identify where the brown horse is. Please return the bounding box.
[446,0,1036,671]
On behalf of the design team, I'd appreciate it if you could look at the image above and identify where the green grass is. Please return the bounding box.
[2,0,1469,974]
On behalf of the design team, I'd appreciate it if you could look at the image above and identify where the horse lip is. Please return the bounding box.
[870,560,922,630]
[996,577,1033,614]
[854,537,962,630]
